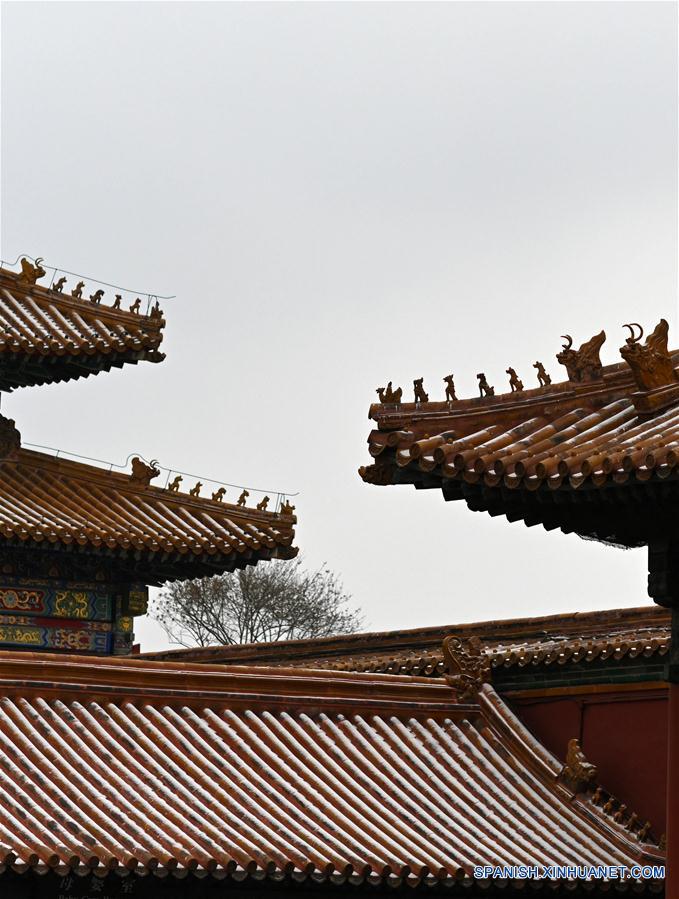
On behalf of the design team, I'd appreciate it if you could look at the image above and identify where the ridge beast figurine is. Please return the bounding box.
[556,331,606,382]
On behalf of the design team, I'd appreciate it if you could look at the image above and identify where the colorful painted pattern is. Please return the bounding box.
[126,585,148,616]
[0,579,112,621]
[0,579,139,655]
[0,616,112,653]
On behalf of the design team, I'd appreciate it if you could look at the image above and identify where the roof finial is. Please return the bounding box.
[442,636,491,701]
[620,319,677,391]
[376,382,402,404]
[17,257,46,285]
[559,738,598,794]
[130,457,160,487]
[556,330,606,382]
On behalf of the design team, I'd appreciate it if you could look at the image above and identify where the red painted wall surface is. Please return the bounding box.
[511,690,668,832]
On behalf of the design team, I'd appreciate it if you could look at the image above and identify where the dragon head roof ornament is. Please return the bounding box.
[620,319,677,391]
[556,330,606,382]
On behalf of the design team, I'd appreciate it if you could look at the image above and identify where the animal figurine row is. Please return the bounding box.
[590,786,652,840]
[14,260,162,319]
[165,475,277,512]
[374,326,636,407]
[51,275,162,317]
[376,361,552,405]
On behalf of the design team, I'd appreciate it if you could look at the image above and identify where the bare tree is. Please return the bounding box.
[152,558,364,647]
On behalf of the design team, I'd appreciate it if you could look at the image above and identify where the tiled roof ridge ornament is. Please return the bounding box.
[413,378,429,403]
[130,456,160,487]
[149,300,164,320]
[0,415,21,460]
[476,372,494,397]
[17,257,46,285]
[559,737,598,794]
[376,382,402,404]
[280,499,296,516]
[3,260,169,323]
[442,635,491,701]
[212,486,226,502]
[237,489,249,506]
[556,330,606,382]
[620,319,677,391]
[591,785,657,846]
[619,319,679,416]
[533,360,552,387]
[506,367,524,392]
[443,374,457,402]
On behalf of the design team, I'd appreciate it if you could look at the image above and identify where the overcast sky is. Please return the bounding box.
[1,2,677,651]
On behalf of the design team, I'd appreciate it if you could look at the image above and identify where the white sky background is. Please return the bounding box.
[1,2,677,651]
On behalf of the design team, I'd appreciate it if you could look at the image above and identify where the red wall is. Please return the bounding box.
[511,689,668,832]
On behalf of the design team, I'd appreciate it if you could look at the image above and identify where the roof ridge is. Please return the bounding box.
[370,361,640,425]
[477,686,664,861]
[10,447,294,523]
[370,348,679,426]
[0,650,461,716]
[141,605,669,662]
[28,283,165,329]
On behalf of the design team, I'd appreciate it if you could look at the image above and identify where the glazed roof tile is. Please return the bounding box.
[360,340,679,545]
[144,606,670,677]
[0,441,297,582]
[363,356,679,493]
[0,267,165,390]
[0,651,661,887]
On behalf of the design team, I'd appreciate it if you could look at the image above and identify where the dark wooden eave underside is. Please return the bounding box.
[384,464,679,548]
[0,539,298,586]
[0,448,298,585]
[0,348,164,391]
[0,268,166,390]
[363,352,679,549]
